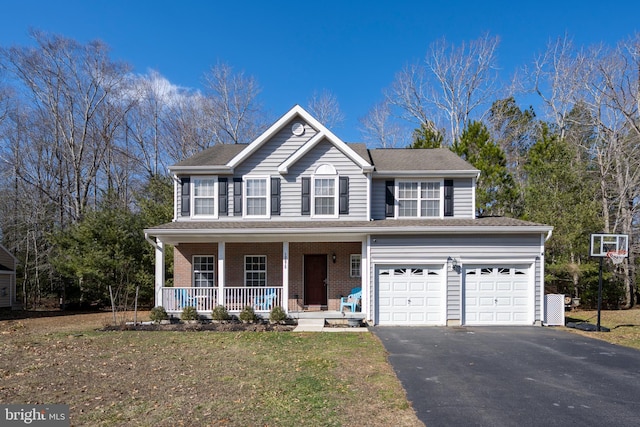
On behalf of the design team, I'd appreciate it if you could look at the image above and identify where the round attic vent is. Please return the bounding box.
[292,122,305,136]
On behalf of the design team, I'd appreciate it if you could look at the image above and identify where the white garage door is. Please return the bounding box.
[463,265,531,325]
[377,266,445,325]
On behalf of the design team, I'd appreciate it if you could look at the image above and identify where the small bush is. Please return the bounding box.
[149,306,168,323]
[269,306,287,323]
[239,305,258,323]
[181,306,199,321]
[211,305,230,321]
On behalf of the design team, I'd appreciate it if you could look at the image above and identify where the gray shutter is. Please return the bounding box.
[385,180,394,218]
[181,177,190,217]
[339,177,349,215]
[301,177,310,215]
[271,177,281,216]
[233,178,242,215]
[444,179,454,217]
[218,178,228,215]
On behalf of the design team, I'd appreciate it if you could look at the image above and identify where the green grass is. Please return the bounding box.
[0,315,423,426]
[566,307,640,350]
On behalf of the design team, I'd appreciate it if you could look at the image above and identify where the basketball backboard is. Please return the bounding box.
[590,234,629,257]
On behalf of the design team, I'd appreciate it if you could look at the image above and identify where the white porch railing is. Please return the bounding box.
[162,286,283,313]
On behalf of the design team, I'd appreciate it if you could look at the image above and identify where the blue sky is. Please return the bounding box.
[1,0,639,142]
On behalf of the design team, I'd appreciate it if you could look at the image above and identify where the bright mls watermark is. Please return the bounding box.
[1,405,69,426]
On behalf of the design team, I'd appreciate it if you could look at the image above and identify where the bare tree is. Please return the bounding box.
[202,62,266,144]
[1,30,131,222]
[306,89,345,130]
[359,100,409,147]
[386,34,501,144]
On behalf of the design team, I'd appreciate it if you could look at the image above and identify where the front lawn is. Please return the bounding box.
[566,307,640,350]
[0,312,423,426]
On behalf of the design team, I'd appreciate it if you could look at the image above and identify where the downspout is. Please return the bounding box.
[145,232,159,250]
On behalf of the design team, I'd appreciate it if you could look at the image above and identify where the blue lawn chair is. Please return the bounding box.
[254,288,277,311]
[340,287,362,312]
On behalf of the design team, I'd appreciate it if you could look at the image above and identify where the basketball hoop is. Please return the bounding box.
[606,250,627,265]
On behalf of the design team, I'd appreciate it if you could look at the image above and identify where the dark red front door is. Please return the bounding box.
[304,254,327,306]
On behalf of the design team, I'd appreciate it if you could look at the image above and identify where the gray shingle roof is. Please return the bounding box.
[170,143,476,174]
[147,216,550,233]
[173,144,247,167]
[369,148,477,172]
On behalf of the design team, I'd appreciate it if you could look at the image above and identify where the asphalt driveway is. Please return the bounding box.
[372,326,640,427]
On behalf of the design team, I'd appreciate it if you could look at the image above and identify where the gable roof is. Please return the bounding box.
[370,148,479,178]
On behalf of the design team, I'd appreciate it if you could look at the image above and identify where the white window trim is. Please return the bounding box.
[395,179,444,219]
[191,176,218,219]
[192,255,216,287]
[312,165,339,218]
[243,176,271,219]
[350,254,361,278]
[244,255,267,287]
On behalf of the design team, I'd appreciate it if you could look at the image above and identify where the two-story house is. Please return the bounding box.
[145,105,552,326]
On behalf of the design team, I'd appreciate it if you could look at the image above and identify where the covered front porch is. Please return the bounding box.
[148,236,368,318]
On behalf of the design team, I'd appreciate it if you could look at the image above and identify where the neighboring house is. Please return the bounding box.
[145,105,553,326]
[0,244,17,309]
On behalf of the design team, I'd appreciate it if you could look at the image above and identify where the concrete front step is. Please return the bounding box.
[293,317,368,332]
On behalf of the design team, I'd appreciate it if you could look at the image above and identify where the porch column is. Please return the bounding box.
[155,239,165,307]
[282,241,289,312]
[362,237,370,321]
[218,241,225,306]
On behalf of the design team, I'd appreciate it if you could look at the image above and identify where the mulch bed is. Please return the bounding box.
[102,321,296,332]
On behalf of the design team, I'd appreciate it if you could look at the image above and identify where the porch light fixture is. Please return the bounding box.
[447,256,458,272]
[1,287,6,297]
[332,252,336,263]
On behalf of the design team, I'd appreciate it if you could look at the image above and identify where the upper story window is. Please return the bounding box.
[244,177,269,218]
[193,177,217,217]
[313,164,338,218]
[397,181,442,218]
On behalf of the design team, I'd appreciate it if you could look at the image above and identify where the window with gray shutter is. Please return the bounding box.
[181,177,190,216]
[218,178,228,215]
[444,179,454,217]
[271,177,281,215]
[301,177,310,215]
[385,180,394,218]
[339,176,349,215]
[233,178,242,215]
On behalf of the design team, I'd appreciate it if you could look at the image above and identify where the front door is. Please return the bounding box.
[304,254,327,306]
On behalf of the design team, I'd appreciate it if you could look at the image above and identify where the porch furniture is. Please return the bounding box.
[254,288,277,311]
[340,287,362,312]
[177,288,195,309]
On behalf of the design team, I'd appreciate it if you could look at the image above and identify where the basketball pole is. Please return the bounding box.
[597,257,603,332]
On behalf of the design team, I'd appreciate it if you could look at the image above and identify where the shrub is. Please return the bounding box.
[181,306,199,321]
[239,305,258,323]
[211,305,230,321]
[149,306,168,323]
[269,306,287,323]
